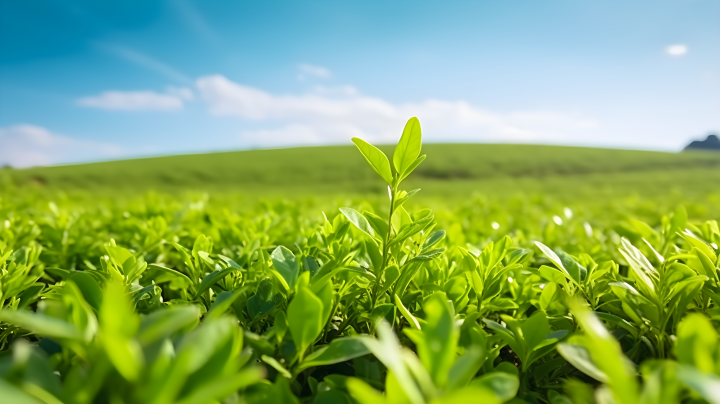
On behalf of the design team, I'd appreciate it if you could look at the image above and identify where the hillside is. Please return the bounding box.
[3,144,720,201]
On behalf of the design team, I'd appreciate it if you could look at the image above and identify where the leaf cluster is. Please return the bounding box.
[0,118,719,404]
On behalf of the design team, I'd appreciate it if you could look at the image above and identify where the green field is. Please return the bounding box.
[4,144,720,202]
[1,136,720,404]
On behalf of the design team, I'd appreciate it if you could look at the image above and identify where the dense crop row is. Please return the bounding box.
[1,118,719,404]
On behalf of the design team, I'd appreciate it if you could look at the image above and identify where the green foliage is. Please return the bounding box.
[0,116,719,403]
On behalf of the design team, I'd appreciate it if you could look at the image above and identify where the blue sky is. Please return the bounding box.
[1,0,718,167]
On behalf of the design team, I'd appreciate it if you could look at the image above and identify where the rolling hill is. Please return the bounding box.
[3,144,719,201]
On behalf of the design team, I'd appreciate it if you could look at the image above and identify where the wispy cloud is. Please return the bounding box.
[666,44,688,56]
[172,0,218,44]
[95,43,193,84]
[297,64,332,81]
[0,125,122,168]
[77,88,191,111]
[196,74,598,146]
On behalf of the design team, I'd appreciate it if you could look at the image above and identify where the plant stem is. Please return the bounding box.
[372,185,396,308]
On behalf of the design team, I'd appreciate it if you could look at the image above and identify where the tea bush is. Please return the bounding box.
[1,118,719,404]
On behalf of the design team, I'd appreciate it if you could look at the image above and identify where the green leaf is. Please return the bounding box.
[195,266,238,298]
[0,379,44,404]
[59,282,98,342]
[482,319,518,349]
[638,360,681,404]
[538,265,569,289]
[351,137,394,185]
[393,117,422,177]
[171,243,196,273]
[539,282,559,311]
[394,294,421,330]
[408,248,445,263]
[520,311,552,352]
[247,279,276,320]
[315,279,334,326]
[99,280,142,381]
[106,243,133,270]
[399,155,426,182]
[254,378,301,404]
[299,337,371,370]
[149,264,193,289]
[0,309,80,340]
[287,287,324,361]
[676,365,720,404]
[566,299,639,404]
[271,246,300,290]
[217,254,244,270]
[191,234,213,267]
[671,205,688,232]
[365,240,383,271]
[535,242,585,286]
[618,238,658,298]
[681,230,717,262]
[690,247,718,282]
[595,312,638,339]
[555,250,587,284]
[176,317,237,374]
[363,211,389,241]
[206,288,247,321]
[404,292,458,387]
[535,241,564,271]
[557,342,608,383]
[390,213,434,248]
[133,284,159,306]
[609,281,659,324]
[422,230,446,252]
[394,262,422,298]
[468,372,520,403]
[17,283,44,310]
[274,311,288,341]
[394,188,422,209]
[137,306,201,345]
[340,207,377,242]
[667,275,707,320]
[446,347,486,392]
[675,314,718,373]
[174,367,264,404]
[310,265,375,294]
[360,321,424,404]
[346,377,387,404]
[247,295,275,321]
[367,303,394,325]
[378,264,400,295]
[313,390,351,404]
[66,272,103,312]
[261,354,292,378]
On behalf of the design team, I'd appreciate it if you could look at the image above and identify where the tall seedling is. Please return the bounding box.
[344,117,427,309]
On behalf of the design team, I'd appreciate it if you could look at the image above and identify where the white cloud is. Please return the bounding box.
[297,64,332,80]
[77,89,190,111]
[196,74,598,146]
[311,85,359,97]
[166,86,194,100]
[666,44,688,56]
[0,125,122,168]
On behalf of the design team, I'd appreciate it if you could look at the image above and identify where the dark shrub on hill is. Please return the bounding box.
[685,133,720,151]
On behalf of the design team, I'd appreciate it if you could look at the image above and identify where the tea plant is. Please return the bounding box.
[0,117,719,404]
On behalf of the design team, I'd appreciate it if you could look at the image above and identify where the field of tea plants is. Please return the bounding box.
[1,118,720,404]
